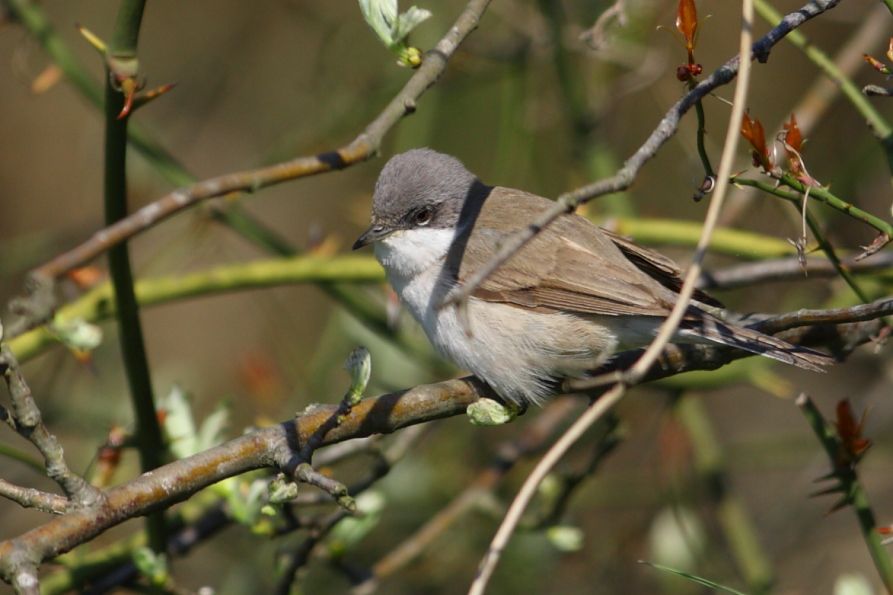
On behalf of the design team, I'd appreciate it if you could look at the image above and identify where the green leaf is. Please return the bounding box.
[546,525,584,552]
[466,398,519,426]
[325,491,386,556]
[52,317,103,352]
[640,561,750,595]
[358,0,399,47]
[132,547,169,586]
[158,385,197,459]
[394,6,432,44]
[196,403,230,452]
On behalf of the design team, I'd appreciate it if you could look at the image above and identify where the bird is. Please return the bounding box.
[353,148,834,405]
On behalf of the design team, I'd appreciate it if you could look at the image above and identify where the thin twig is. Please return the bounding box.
[102,0,167,553]
[626,0,754,384]
[0,479,68,515]
[0,337,101,508]
[698,252,893,290]
[353,399,579,594]
[467,385,626,595]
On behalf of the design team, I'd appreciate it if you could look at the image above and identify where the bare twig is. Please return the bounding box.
[354,399,580,594]
[441,0,840,312]
[0,479,68,515]
[698,252,893,290]
[578,0,627,50]
[0,330,101,509]
[468,385,626,595]
[754,297,893,334]
[274,509,351,595]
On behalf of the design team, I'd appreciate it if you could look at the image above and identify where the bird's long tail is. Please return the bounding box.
[677,314,835,372]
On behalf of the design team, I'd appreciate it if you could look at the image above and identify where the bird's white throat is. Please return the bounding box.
[374,228,456,283]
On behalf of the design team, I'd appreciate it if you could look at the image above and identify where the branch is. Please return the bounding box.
[16,0,492,306]
[101,0,167,553]
[699,252,893,290]
[8,254,384,364]
[0,328,101,509]
[0,296,885,585]
[0,479,68,515]
[441,0,841,310]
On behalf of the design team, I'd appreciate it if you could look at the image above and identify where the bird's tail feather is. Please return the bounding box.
[678,316,835,372]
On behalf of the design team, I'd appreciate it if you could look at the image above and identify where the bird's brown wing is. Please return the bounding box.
[457,188,675,317]
[601,228,723,308]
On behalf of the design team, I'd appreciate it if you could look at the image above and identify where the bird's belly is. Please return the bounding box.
[395,270,620,404]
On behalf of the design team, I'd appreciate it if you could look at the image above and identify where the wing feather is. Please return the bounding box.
[457,188,676,317]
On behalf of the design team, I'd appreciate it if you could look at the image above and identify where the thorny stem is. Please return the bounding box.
[795,394,893,592]
[732,176,893,238]
[103,0,167,554]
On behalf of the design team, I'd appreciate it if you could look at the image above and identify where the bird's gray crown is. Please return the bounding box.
[371,148,481,230]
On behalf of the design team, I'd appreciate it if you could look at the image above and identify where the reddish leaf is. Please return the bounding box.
[66,266,104,289]
[741,111,772,171]
[886,37,893,63]
[835,399,871,464]
[879,525,893,535]
[783,113,804,175]
[676,0,698,57]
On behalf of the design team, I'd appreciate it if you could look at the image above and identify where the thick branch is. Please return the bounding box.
[0,297,886,584]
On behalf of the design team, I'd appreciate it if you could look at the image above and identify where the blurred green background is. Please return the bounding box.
[2,0,893,593]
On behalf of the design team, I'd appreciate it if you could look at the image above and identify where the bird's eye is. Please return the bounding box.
[414,206,433,226]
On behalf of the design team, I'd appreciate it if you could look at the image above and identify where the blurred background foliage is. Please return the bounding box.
[1,0,893,593]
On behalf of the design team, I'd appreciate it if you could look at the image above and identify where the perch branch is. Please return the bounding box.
[0,297,886,585]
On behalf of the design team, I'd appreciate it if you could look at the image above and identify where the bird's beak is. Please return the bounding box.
[352,223,394,250]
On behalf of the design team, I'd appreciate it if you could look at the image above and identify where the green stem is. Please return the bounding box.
[735,174,882,304]
[675,395,774,593]
[796,394,893,592]
[608,217,797,259]
[0,443,46,474]
[690,78,715,182]
[7,255,385,363]
[753,0,893,175]
[731,176,893,238]
[802,208,873,303]
[104,0,166,554]
[883,0,893,16]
